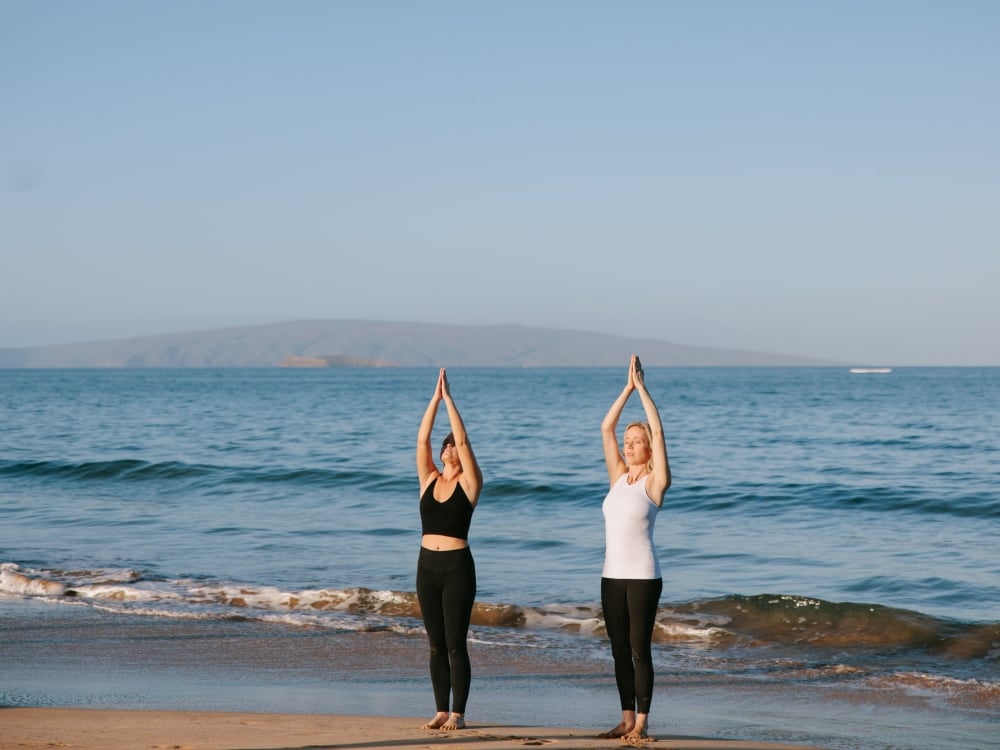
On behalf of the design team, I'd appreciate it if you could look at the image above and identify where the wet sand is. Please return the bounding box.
[0,707,824,750]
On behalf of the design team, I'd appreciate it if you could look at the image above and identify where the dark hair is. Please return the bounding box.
[440,432,456,455]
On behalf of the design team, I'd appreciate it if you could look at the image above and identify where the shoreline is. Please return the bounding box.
[0,708,824,750]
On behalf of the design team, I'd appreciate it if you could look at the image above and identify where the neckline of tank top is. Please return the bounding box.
[430,476,465,503]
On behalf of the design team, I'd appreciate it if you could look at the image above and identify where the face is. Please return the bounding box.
[440,436,457,463]
[623,426,651,466]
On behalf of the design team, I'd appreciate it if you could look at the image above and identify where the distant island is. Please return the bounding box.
[279,354,396,368]
[0,319,839,368]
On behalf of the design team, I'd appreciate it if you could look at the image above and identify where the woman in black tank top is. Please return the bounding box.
[415,368,483,731]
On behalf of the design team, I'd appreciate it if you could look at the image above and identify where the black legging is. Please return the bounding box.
[601,577,663,715]
[416,547,477,714]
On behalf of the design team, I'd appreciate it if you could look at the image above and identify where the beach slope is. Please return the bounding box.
[0,708,824,750]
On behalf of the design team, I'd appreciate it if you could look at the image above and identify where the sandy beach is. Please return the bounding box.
[5,598,998,750]
[0,708,824,750]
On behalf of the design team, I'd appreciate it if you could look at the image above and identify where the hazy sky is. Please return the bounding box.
[3,1,998,365]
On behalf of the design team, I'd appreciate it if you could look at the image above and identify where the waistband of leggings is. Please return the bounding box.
[418,546,474,566]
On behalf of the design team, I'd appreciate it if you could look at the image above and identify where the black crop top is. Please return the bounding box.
[420,478,474,540]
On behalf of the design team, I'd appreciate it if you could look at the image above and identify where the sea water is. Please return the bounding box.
[1,367,997,745]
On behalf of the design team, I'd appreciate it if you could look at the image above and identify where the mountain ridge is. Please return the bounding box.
[0,319,838,368]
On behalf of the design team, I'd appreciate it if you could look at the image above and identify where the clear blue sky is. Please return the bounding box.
[3,1,998,365]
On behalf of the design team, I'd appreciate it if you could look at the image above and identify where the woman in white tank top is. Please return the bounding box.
[597,354,671,742]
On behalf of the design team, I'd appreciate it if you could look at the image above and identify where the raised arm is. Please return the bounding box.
[416,370,444,489]
[601,362,635,484]
[440,369,483,505]
[632,355,671,505]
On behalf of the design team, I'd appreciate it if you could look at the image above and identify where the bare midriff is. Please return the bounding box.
[421,533,469,551]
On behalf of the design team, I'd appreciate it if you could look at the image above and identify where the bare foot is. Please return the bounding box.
[597,721,633,739]
[620,726,655,746]
[441,712,465,730]
[422,711,449,729]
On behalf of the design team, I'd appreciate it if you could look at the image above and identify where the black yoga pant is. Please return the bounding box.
[416,547,476,714]
[601,577,663,715]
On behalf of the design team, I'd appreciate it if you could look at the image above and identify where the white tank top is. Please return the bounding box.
[601,473,661,579]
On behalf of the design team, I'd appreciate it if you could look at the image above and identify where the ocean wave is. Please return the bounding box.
[669,482,1000,520]
[477,476,605,507]
[5,454,995,522]
[0,458,214,482]
[4,563,996,661]
[0,458,376,488]
[863,671,1000,712]
[676,594,1000,657]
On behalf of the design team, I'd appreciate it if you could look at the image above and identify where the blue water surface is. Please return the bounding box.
[1,367,997,621]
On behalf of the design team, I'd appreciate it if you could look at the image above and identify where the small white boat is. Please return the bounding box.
[849,367,892,374]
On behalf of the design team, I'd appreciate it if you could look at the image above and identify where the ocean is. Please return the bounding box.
[1,367,997,749]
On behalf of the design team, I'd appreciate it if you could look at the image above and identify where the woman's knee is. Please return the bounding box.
[631,645,653,665]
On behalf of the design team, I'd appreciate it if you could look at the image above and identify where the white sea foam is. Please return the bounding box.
[1,564,67,596]
[519,603,603,634]
[864,671,1000,712]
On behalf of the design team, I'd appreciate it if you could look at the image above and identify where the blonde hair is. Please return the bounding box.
[624,421,654,473]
